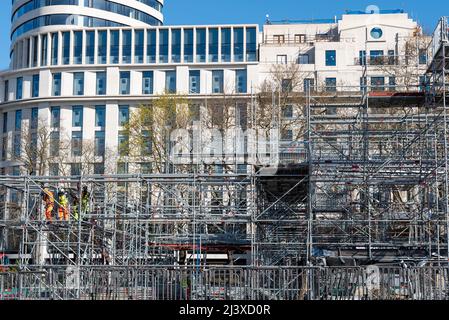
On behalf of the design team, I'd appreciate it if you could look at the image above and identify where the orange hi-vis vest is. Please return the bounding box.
[43,189,55,204]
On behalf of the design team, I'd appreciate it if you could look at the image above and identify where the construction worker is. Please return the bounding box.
[58,188,70,221]
[81,186,90,217]
[70,190,80,222]
[42,186,55,222]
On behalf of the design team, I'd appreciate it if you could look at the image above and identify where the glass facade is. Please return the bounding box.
[118,106,129,126]
[95,131,105,157]
[122,30,132,64]
[234,28,244,62]
[52,73,61,96]
[209,28,219,62]
[51,32,58,65]
[32,74,39,98]
[212,70,224,93]
[86,31,95,64]
[165,71,176,93]
[95,106,106,127]
[51,107,60,128]
[221,28,231,62]
[135,30,144,64]
[96,72,107,95]
[159,29,169,63]
[62,32,70,65]
[110,30,120,64]
[73,31,83,64]
[16,77,23,100]
[325,50,336,66]
[72,131,83,157]
[98,31,107,64]
[189,70,201,94]
[184,29,194,63]
[196,29,206,63]
[147,30,157,63]
[235,70,247,93]
[120,71,131,95]
[72,106,83,127]
[142,71,154,95]
[73,72,84,96]
[171,29,181,63]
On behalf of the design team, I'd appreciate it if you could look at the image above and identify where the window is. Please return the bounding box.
[277,55,287,64]
[165,71,177,93]
[51,107,60,128]
[117,162,129,174]
[122,30,132,64]
[419,49,427,65]
[370,50,384,65]
[388,50,396,65]
[273,35,285,44]
[196,29,206,62]
[325,78,337,92]
[140,162,152,174]
[16,77,23,100]
[1,137,7,160]
[135,30,144,63]
[4,80,8,102]
[209,28,219,62]
[283,105,293,118]
[325,50,336,66]
[62,32,70,65]
[110,30,119,64]
[159,29,169,63]
[236,70,247,93]
[184,29,194,63]
[118,131,129,156]
[15,110,22,131]
[281,129,293,141]
[371,77,385,91]
[32,36,38,67]
[221,28,231,62]
[72,131,82,157]
[282,79,292,93]
[49,163,59,176]
[304,78,315,92]
[41,34,48,66]
[95,131,105,157]
[359,51,367,66]
[360,77,367,93]
[172,29,181,63]
[118,106,129,126]
[73,31,83,64]
[370,27,383,39]
[32,74,39,98]
[212,70,224,93]
[141,130,152,156]
[73,72,84,96]
[2,113,7,134]
[71,163,81,176]
[94,163,105,175]
[97,31,107,64]
[419,75,430,92]
[50,131,60,157]
[298,54,310,64]
[51,32,58,65]
[295,34,306,43]
[142,71,154,95]
[147,30,156,63]
[120,72,130,95]
[72,106,83,127]
[96,72,106,95]
[234,28,244,62]
[86,31,95,64]
[31,107,38,130]
[95,106,105,127]
[246,27,257,61]
[52,73,61,96]
[189,70,200,94]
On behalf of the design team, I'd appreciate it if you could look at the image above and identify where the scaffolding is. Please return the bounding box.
[1,18,449,300]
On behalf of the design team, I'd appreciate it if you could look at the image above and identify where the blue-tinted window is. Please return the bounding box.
[97,31,107,64]
[13,134,21,158]
[184,29,194,63]
[371,77,385,91]
[189,70,200,94]
[73,31,83,64]
[159,29,169,63]
[234,28,244,62]
[31,107,38,130]
[360,77,367,93]
[165,71,177,93]
[221,28,231,62]
[370,50,384,65]
[51,32,58,65]
[147,30,156,63]
[110,30,119,64]
[172,29,181,63]
[50,131,60,157]
[196,29,206,62]
[212,70,224,93]
[95,105,105,127]
[325,78,337,92]
[325,50,336,66]
[2,113,7,134]
[52,73,61,96]
[32,74,39,98]
[246,27,257,61]
[73,72,84,96]
[419,49,427,65]
[95,131,105,157]
[41,34,48,66]
[389,77,396,91]
[236,70,247,93]
[62,32,70,65]
[4,80,9,102]
[359,50,366,66]
[120,71,130,95]
[71,163,81,176]
[15,110,22,131]
[118,106,129,126]
[51,107,60,128]
[16,77,23,100]
[72,106,83,127]
[86,31,95,64]
[135,30,144,63]
[72,131,82,157]
[118,131,129,156]
[209,28,219,62]
[298,54,310,64]
[96,72,106,95]
[122,30,132,64]
[370,28,383,39]
[142,71,154,95]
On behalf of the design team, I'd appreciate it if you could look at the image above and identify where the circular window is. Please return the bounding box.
[370,27,383,39]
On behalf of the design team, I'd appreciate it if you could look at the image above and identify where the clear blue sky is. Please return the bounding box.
[0,0,446,70]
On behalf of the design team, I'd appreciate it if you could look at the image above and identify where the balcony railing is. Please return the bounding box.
[263,33,340,45]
